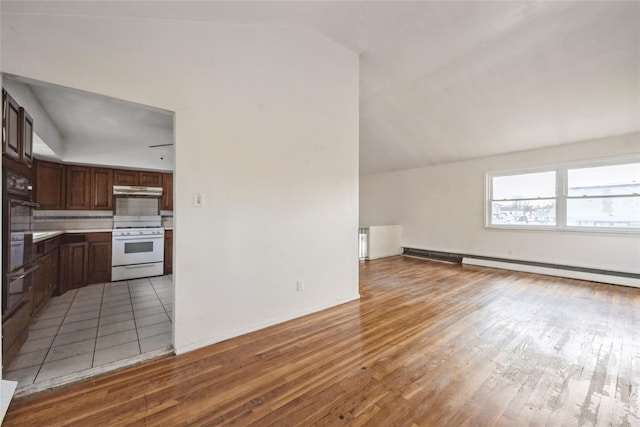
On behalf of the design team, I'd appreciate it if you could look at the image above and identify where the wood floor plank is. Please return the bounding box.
[4,256,639,426]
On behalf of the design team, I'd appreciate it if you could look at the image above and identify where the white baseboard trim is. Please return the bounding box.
[369,251,403,260]
[462,257,640,289]
[175,293,361,355]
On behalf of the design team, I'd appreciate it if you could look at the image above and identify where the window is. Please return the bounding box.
[490,171,557,226]
[487,158,640,232]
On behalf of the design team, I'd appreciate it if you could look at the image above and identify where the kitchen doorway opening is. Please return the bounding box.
[1,74,177,397]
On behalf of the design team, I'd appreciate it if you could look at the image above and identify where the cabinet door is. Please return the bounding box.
[48,248,59,298]
[35,160,66,209]
[21,108,34,168]
[140,171,162,187]
[66,166,91,209]
[164,230,173,275]
[59,242,88,295]
[33,255,47,312]
[91,168,114,210]
[162,173,173,210]
[87,233,112,284]
[114,169,139,186]
[2,89,21,160]
[33,250,57,312]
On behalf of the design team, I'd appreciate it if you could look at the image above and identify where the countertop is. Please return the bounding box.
[32,231,64,243]
[32,228,172,243]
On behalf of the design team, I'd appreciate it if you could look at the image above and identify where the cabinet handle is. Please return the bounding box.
[114,237,163,241]
[7,263,40,280]
[17,201,39,208]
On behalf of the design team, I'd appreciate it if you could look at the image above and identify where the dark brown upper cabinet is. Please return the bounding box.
[162,172,173,210]
[2,89,34,168]
[2,89,21,161]
[113,169,139,186]
[114,169,163,187]
[34,160,66,209]
[66,165,91,210]
[21,108,34,168]
[90,167,113,210]
[36,160,169,211]
[140,171,162,187]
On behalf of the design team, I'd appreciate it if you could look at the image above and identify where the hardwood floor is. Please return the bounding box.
[4,256,639,426]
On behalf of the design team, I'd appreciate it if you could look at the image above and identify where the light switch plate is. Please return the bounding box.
[193,192,204,207]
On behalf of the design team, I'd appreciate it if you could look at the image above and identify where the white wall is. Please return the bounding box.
[62,139,174,172]
[1,13,360,353]
[0,67,3,378]
[367,225,402,260]
[361,133,640,274]
[3,77,173,171]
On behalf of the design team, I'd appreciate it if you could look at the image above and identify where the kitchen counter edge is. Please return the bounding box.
[33,228,173,243]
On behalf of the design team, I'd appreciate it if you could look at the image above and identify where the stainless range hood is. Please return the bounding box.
[113,185,163,197]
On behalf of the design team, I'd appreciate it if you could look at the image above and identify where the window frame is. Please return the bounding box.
[485,156,640,234]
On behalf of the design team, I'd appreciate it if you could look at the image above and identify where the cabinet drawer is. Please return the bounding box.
[44,236,61,254]
[87,232,112,243]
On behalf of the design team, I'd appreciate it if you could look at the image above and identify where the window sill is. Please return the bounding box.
[486,224,640,236]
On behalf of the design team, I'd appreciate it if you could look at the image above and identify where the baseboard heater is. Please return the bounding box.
[402,248,463,263]
[402,247,640,289]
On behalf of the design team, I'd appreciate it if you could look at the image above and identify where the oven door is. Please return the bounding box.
[5,263,38,314]
[7,199,36,271]
[112,234,164,267]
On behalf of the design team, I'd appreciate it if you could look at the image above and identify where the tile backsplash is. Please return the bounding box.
[161,211,173,229]
[34,210,113,231]
[114,198,159,216]
[34,210,173,231]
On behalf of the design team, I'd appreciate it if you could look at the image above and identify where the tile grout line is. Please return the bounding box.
[90,283,107,368]
[149,277,173,324]
[128,280,143,355]
[31,289,79,387]
[10,277,172,392]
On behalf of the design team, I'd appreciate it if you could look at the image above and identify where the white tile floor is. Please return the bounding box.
[4,275,173,395]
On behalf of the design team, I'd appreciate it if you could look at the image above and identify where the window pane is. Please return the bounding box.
[567,197,640,228]
[491,200,556,225]
[568,162,640,196]
[493,171,556,200]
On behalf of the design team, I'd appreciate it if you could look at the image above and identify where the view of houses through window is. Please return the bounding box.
[488,159,640,231]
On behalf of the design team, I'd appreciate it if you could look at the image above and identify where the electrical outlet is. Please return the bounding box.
[296,281,304,292]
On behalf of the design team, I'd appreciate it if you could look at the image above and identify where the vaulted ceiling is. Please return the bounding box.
[2,1,638,175]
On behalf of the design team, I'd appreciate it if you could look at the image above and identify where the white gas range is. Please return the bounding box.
[111,187,165,281]
[112,225,165,281]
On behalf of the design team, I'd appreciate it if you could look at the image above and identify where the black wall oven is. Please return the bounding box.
[2,167,38,316]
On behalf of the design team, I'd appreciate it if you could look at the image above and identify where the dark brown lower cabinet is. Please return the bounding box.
[33,254,48,312]
[164,230,173,275]
[4,236,60,367]
[33,238,60,312]
[4,232,107,367]
[59,232,112,295]
[47,248,60,298]
[59,241,89,295]
[2,295,33,368]
[88,233,112,284]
